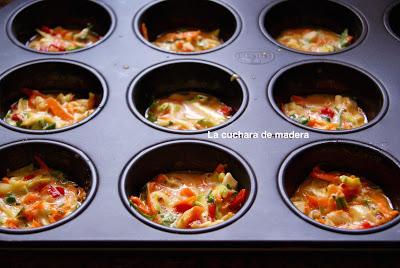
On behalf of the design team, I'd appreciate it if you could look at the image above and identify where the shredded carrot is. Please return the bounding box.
[130,196,155,216]
[46,97,74,121]
[307,120,318,127]
[23,193,40,204]
[6,218,19,229]
[180,188,195,197]
[141,23,149,41]
[368,191,398,218]
[310,166,340,183]
[87,93,96,109]
[31,219,41,228]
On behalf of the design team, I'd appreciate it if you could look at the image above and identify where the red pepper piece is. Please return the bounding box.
[341,183,361,199]
[40,25,53,34]
[24,174,36,180]
[219,105,233,116]
[48,185,62,198]
[214,164,225,173]
[174,203,193,214]
[321,107,335,118]
[11,113,22,122]
[208,203,216,220]
[228,189,247,211]
[174,196,196,213]
[55,186,65,196]
[34,155,50,172]
[361,220,372,229]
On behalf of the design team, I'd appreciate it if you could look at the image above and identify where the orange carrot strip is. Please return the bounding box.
[310,166,340,183]
[87,93,96,109]
[130,196,155,216]
[6,219,19,229]
[141,23,149,41]
[307,120,318,127]
[368,191,398,218]
[31,219,41,228]
[180,188,195,197]
[184,206,204,228]
[174,196,196,213]
[23,192,40,204]
[46,97,74,121]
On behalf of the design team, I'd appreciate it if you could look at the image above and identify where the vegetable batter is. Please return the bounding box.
[146,92,233,131]
[4,88,97,130]
[141,23,222,53]
[291,166,399,230]
[129,164,247,229]
[277,28,353,53]
[28,25,101,52]
[281,94,367,130]
[0,156,86,229]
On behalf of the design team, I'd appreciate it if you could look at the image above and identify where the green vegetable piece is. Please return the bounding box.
[197,119,215,128]
[210,29,220,37]
[339,29,350,47]
[157,103,170,113]
[74,24,93,40]
[322,115,331,122]
[147,112,158,123]
[339,175,361,187]
[161,213,177,226]
[193,94,208,102]
[298,116,310,125]
[5,194,16,205]
[335,196,348,210]
[207,191,215,204]
[45,123,56,130]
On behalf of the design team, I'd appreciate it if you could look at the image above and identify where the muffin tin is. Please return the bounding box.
[0,0,400,249]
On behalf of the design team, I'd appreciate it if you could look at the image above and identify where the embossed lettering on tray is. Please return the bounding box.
[235,51,274,65]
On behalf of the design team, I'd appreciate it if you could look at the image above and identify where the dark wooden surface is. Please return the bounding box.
[0,250,398,268]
